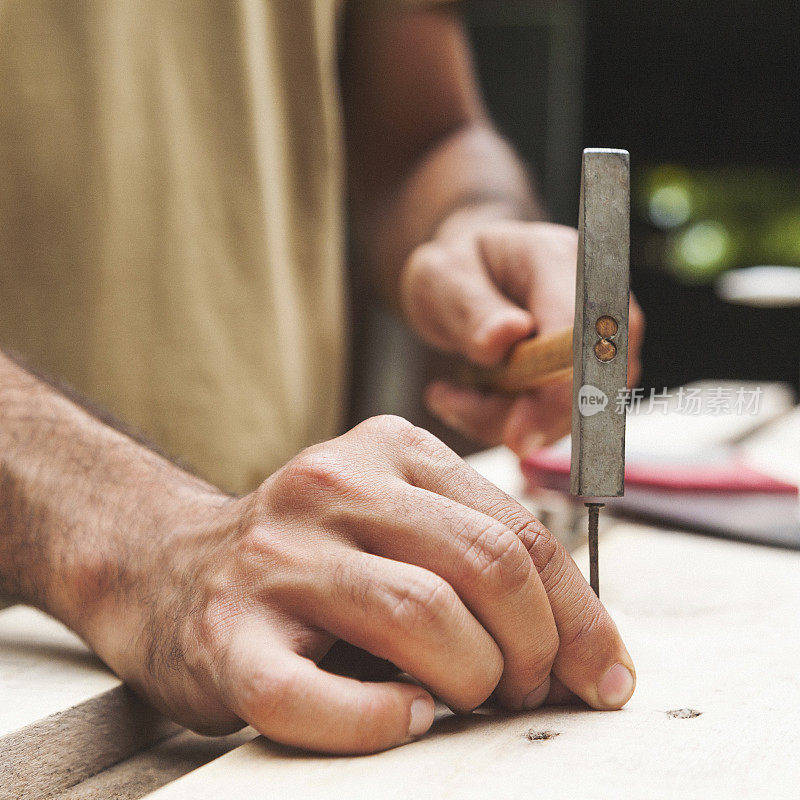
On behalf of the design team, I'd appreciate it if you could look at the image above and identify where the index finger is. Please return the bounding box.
[397,434,635,710]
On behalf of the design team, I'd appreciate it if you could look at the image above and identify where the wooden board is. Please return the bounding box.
[140,523,800,799]
[0,606,178,800]
[3,437,799,798]
[48,728,257,800]
[0,448,539,799]
[0,605,119,737]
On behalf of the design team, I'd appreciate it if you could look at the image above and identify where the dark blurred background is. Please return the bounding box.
[467,0,800,395]
[352,0,799,445]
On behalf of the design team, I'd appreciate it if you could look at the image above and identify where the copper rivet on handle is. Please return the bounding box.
[595,315,618,338]
[594,339,617,361]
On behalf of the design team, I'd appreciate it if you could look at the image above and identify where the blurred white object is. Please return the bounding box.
[716,265,800,307]
[741,404,800,488]
[520,381,800,547]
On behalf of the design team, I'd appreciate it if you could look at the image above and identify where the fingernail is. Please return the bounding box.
[522,678,551,709]
[597,663,635,708]
[408,696,435,737]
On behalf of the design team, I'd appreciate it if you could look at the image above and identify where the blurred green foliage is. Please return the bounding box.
[636,165,800,284]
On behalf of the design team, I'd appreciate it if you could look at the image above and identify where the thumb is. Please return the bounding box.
[401,241,534,366]
[220,627,436,754]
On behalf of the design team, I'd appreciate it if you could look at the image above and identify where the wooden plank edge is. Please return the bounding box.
[49,728,257,800]
[0,685,178,800]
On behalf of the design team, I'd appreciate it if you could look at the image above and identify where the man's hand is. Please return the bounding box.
[401,216,645,455]
[0,355,634,755]
[340,7,644,455]
[77,414,635,754]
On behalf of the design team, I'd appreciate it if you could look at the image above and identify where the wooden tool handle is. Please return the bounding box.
[463,326,573,394]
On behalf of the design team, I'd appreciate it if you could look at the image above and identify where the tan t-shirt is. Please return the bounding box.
[0,1,349,493]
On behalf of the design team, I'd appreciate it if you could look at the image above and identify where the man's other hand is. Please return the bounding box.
[401,218,645,456]
[82,415,635,754]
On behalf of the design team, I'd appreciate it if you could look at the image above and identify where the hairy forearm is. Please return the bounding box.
[0,351,225,633]
[351,122,545,305]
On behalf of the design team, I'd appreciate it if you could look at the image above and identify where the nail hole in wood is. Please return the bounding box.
[524,729,561,741]
[666,708,702,719]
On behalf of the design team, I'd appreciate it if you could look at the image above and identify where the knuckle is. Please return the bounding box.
[561,600,612,665]
[400,246,454,335]
[361,414,444,459]
[332,558,378,617]
[460,524,532,598]
[359,413,415,440]
[390,573,453,632]
[280,448,354,499]
[396,421,442,455]
[515,519,568,586]
[404,243,450,290]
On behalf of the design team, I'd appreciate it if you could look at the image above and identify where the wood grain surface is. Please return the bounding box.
[3,442,799,799]
[141,524,800,800]
[0,607,179,800]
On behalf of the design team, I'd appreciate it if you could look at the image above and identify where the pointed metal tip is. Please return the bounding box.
[585,502,604,598]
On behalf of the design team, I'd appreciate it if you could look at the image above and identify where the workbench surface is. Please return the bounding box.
[2,449,799,799]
